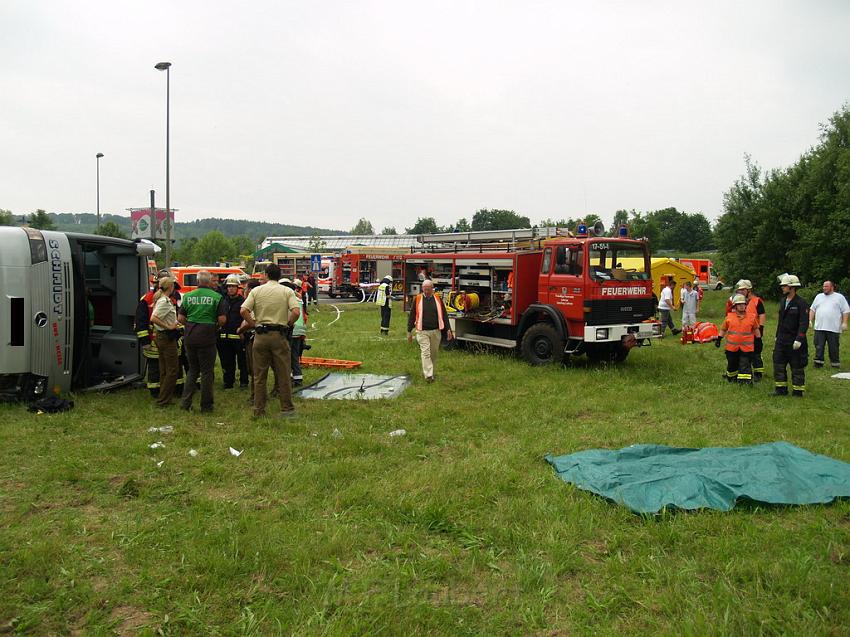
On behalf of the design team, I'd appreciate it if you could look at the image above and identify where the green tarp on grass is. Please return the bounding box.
[545,442,850,514]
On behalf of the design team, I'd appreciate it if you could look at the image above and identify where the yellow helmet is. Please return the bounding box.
[731,294,747,305]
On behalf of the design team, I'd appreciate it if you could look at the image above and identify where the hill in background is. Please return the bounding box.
[46,212,345,241]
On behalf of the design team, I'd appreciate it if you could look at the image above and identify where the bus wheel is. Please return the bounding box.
[520,323,564,365]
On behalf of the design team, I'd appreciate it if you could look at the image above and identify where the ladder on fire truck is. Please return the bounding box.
[416,227,569,252]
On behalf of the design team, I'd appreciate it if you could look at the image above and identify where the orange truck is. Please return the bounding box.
[679,258,723,289]
[169,266,247,294]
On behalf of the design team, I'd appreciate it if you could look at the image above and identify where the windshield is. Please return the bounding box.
[587,242,649,281]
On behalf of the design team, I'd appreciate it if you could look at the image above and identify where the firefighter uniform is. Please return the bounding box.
[376,276,392,335]
[135,288,184,396]
[773,285,809,397]
[726,281,767,380]
[719,311,760,384]
[218,280,248,389]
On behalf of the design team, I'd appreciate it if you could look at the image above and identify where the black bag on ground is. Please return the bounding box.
[28,396,74,413]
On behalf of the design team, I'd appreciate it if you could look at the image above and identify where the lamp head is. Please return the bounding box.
[154,62,172,71]
[96,153,104,158]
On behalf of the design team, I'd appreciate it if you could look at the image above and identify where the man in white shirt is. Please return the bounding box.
[680,281,699,327]
[809,280,850,369]
[658,279,680,336]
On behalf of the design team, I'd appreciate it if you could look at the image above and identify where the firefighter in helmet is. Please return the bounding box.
[217,274,249,390]
[716,293,761,384]
[725,279,767,380]
[773,273,809,397]
[135,269,183,396]
[375,275,393,335]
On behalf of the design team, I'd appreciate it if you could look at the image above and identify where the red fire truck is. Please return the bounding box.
[327,247,405,300]
[403,226,661,364]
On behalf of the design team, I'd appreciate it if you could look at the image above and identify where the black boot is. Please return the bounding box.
[772,387,788,396]
[792,390,804,398]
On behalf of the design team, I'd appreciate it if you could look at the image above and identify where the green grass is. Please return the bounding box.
[1,292,849,635]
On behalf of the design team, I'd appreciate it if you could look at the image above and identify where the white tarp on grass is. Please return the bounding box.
[297,373,411,400]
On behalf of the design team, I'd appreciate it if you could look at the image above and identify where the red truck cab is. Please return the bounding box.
[404,228,660,364]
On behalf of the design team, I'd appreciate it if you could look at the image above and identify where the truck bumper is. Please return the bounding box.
[583,322,662,344]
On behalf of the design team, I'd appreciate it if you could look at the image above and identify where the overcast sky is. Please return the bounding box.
[2,1,848,232]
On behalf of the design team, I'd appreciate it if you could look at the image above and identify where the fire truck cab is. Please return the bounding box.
[404,227,661,364]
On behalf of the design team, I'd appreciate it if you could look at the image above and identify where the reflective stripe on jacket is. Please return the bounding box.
[415,294,445,331]
[723,314,758,352]
[375,282,391,307]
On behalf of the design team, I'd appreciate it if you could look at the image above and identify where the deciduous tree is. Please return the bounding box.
[27,209,55,230]
[471,209,530,231]
[350,218,374,234]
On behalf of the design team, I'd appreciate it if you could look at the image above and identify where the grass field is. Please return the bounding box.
[1,291,849,635]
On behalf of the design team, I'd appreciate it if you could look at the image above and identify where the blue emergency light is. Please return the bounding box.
[577,223,588,237]
[618,225,629,237]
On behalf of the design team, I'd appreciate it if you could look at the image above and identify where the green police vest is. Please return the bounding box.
[181,287,222,324]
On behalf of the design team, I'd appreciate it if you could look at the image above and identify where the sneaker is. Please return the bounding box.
[672,329,681,335]
[279,410,297,419]
[179,403,192,411]
[426,376,434,383]
[831,363,841,369]
[813,361,824,368]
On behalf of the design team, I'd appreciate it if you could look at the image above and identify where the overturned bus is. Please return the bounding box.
[0,227,155,401]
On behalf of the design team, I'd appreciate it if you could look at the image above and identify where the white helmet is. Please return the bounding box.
[778,273,801,287]
[734,279,752,290]
[224,274,241,286]
[731,294,747,305]
[293,278,303,287]
[280,278,292,285]
[384,275,393,282]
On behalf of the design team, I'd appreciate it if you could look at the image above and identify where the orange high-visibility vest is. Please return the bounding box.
[722,313,758,352]
[414,293,445,331]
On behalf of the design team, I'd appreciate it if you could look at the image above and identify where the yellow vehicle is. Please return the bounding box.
[616,257,696,308]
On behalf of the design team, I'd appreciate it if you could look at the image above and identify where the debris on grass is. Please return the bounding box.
[149,442,165,449]
[229,447,243,457]
[332,428,343,439]
[388,429,407,437]
[188,449,199,457]
[147,426,174,434]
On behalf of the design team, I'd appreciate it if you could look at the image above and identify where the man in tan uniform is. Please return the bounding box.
[240,263,301,418]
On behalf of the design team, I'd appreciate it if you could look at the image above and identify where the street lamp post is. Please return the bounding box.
[154,61,172,268]
[96,153,104,233]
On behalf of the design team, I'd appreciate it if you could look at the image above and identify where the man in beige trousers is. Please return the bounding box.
[407,280,453,382]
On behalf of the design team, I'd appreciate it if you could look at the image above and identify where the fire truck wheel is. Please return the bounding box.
[520,323,564,366]
[715,282,723,290]
[328,292,337,298]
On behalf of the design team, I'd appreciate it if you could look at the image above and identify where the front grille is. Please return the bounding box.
[585,298,655,325]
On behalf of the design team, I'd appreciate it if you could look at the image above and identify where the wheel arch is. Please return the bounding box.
[517,304,569,344]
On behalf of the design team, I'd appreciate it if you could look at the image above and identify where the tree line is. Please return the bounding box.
[715,104,850,297]
[353,207,715,252]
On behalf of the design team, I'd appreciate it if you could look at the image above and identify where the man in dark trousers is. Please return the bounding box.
[772,273,809,397]
[218,274,249,389]
[376,275,393,335]
[178,270,227,412]
[407,279,453,382]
